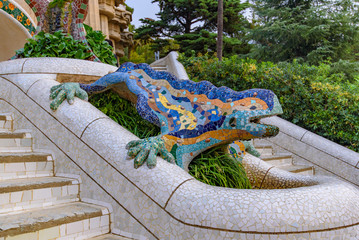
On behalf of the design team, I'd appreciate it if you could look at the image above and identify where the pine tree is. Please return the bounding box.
[249,0,359,64]
[135,0,250,56]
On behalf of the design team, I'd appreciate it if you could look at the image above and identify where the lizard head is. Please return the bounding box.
[221,88,283,140]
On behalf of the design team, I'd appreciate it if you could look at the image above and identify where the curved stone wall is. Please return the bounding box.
[0,58,358,239]
[0,0,36,36]
[262,116,359,187]
[0,0,36,61]
[150,51,190,80]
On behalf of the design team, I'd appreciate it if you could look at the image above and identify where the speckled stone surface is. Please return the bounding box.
[0,59,358,239]
[1,73,57,93]
[0,202,104,237]
[21,58,117,76]
[89,233,134,240]
[0,176,75,193]
[0,152,50,163]
[28,79,110,138]
[262,116,359,186]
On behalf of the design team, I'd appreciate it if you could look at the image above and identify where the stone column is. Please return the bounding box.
[84,0,101,30]
[112,4,133,58]
[98,0,115,39]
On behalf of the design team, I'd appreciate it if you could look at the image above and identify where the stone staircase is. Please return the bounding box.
[0,113,121,240]
[150,64,168,72]
[254,139,314,175]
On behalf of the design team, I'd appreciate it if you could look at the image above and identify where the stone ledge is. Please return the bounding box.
[0,57,117,77]
[262,116,359,185]
[0,152,51,163]
[0,176,76,193]
[0,202,105,237]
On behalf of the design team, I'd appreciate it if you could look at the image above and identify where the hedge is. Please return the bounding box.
[179,55,359,152]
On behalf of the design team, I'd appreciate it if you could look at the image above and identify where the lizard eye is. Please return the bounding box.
[229,117,237,127]
[250,106,257,110]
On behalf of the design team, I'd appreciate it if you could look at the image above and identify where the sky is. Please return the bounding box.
[127,0,160,28]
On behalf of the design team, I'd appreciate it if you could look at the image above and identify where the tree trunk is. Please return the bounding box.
[217,0,223,61]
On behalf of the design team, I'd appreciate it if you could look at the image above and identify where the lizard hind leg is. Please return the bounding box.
[227,140,261,162]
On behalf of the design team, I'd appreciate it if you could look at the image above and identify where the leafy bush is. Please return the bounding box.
[16,31,92,59]
[179,54,359,152]
[89,91,252,189]
[84,24,117,66]
[16,25,117,66]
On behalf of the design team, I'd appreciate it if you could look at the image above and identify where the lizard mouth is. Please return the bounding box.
[250,118,260,124]
[249,117,279,138]
[248,93,283,138]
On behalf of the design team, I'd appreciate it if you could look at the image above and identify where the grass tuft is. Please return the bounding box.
[188,146,251,189]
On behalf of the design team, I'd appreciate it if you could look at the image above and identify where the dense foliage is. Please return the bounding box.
[249,0,359,64]
[16,25,117,66]
[84,25,118,66]
[16,31,92,59]
[89,91,251,189]
[180,54,359,152]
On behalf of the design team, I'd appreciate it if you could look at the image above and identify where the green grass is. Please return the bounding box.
[89,90,252,189]
[89,91,160,139]
[188,146,251,189]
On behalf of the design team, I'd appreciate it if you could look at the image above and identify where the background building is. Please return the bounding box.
[0,0,133,61]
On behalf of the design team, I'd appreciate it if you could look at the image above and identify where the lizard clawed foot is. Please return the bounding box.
[50,83,88,111]
[126,136,175,169]
[243,141,261,158]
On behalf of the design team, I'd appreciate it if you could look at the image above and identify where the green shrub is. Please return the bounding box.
[179,54,359,152]
[16,25,117,66]
[16,31,92,59]
[84,24,118,66]
[89,91,252,189]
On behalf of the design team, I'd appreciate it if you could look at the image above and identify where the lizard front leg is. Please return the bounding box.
[49,71,130,110]
[126,136,175,169]
[50,83,88,110]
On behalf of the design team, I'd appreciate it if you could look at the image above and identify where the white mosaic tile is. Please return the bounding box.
[1,73,57,93]
[262,116,308,140]
[0,59,27,75]
[21,57,117,76]
[26,79,110,137]
[0,77,14,102]
[268,133,359,184]
[81,117,194,207]
[165,176,359,234]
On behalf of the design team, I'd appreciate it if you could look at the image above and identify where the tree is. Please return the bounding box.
[249,0,359,64]
[135,0,251,56]
[217,0,223,61]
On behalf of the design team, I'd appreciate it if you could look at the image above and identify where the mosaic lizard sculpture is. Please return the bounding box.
[50,63,283,170]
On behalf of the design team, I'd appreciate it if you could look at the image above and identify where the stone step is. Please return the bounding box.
[0,131,32,153]
[0,202,109,239]
[151,66,168,71]
[0,177,79,213]
[279,164,314,176]
[261,154,292,166]
[89,234,133,240]
[0,152,53,180]
[0,114,13,132]
[151,65,167,68]
[254,143,273,156]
